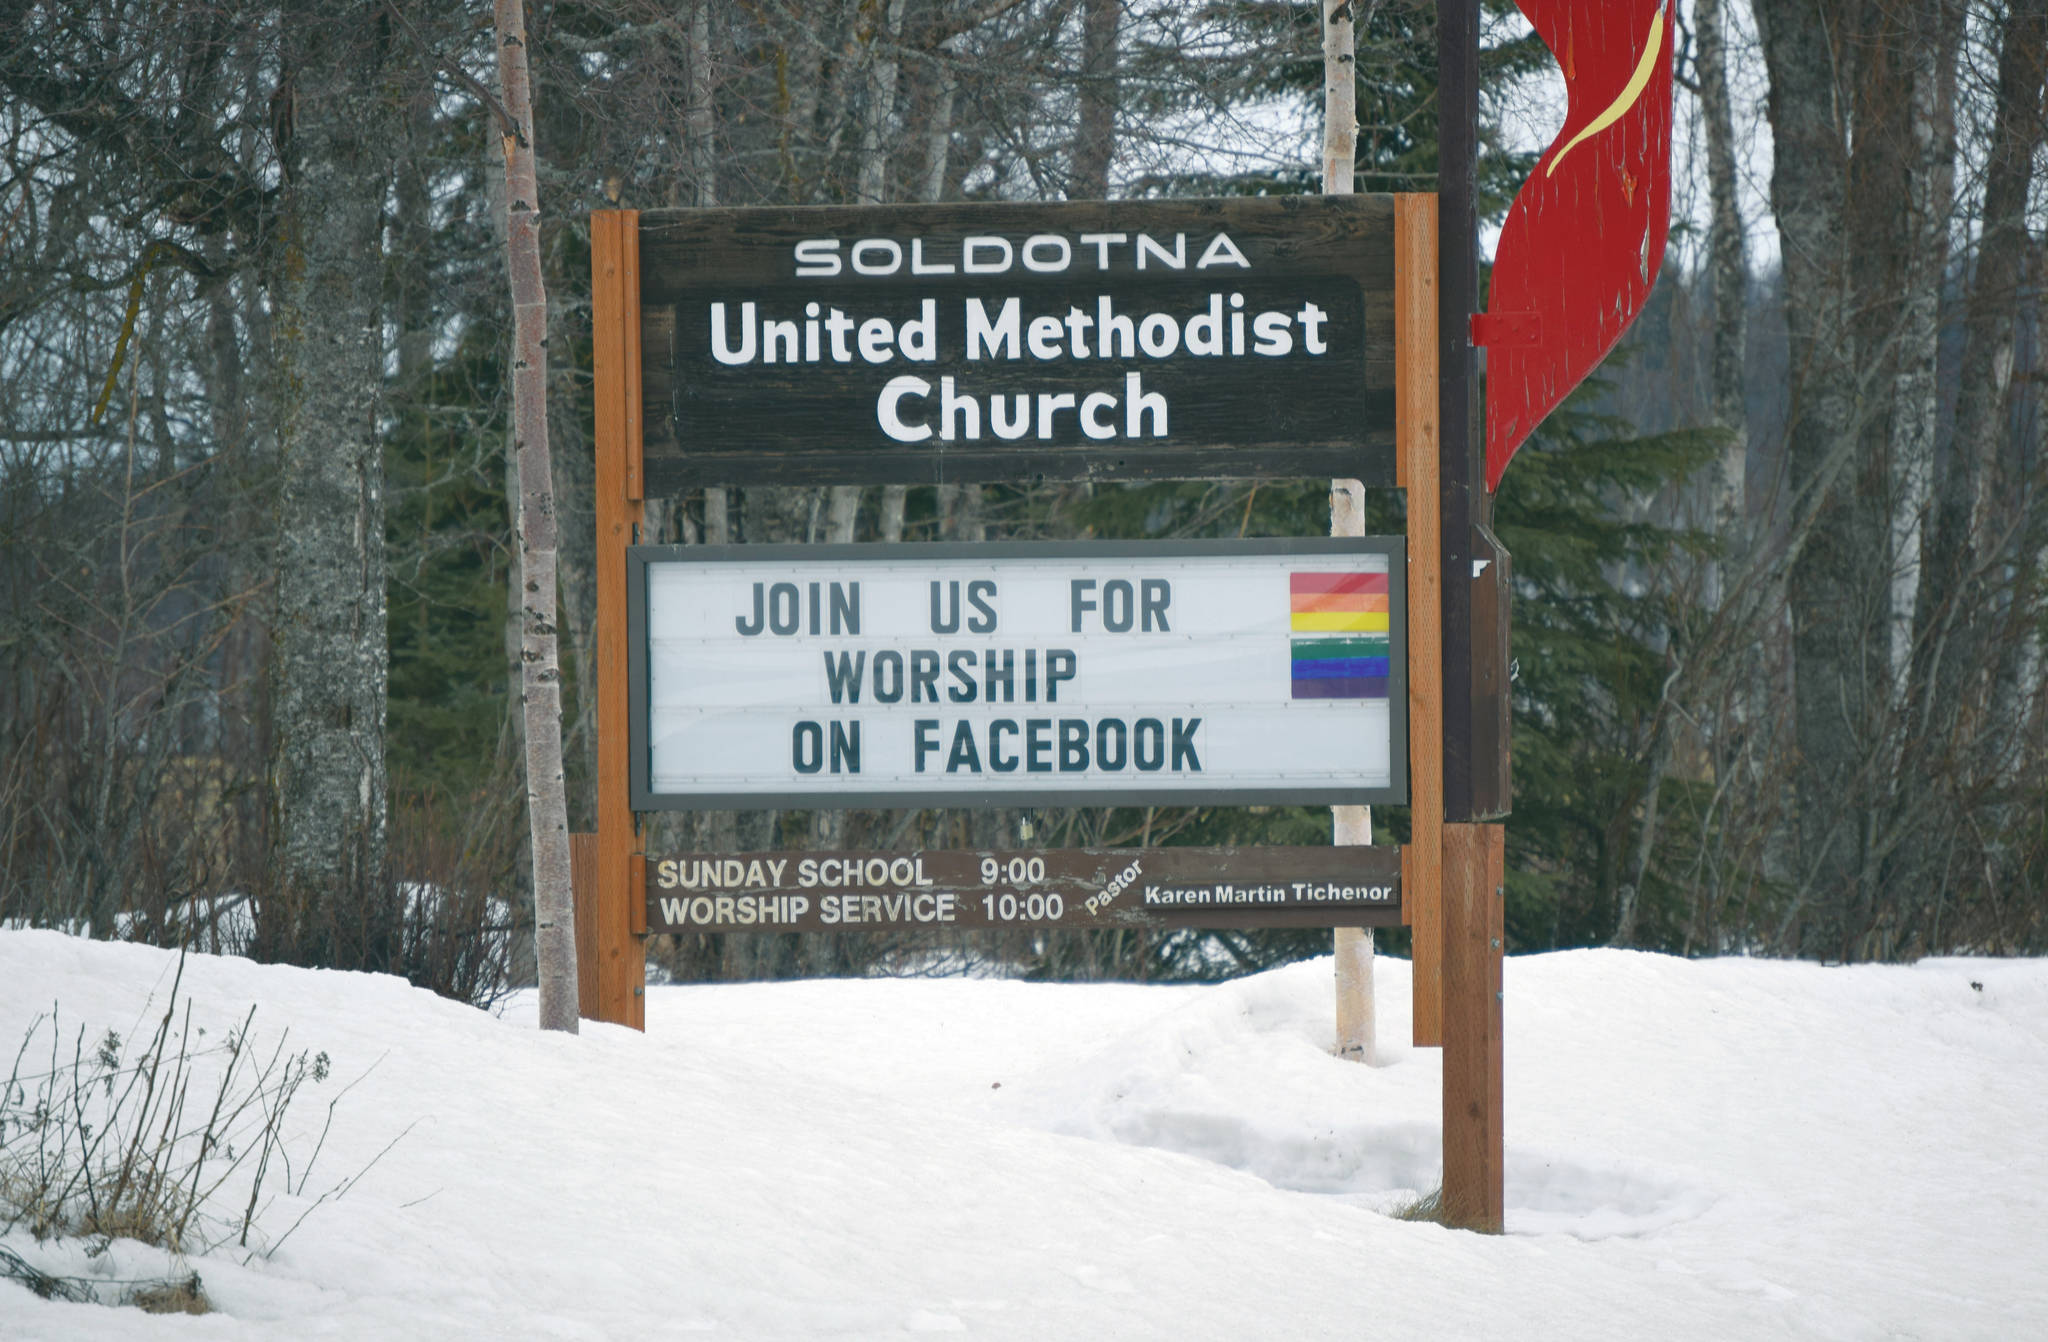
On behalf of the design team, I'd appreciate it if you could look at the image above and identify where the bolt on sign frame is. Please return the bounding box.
[585,189,1499,1228]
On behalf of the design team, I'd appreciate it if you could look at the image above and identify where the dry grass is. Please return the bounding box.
[0,950,393,1314]
[128,1272,209,1314]
[1389,1184,1447,1223]
[1,954,335,1252]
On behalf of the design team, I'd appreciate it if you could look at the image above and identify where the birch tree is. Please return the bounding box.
[495,0,579,1031]
[1325,0,1374,1063]
[1902,0,2048,871]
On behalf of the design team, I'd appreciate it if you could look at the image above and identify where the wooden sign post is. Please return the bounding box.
[589,210,647,1030]
[1436,0,1508,1236]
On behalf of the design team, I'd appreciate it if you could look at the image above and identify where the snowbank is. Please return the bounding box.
[3,930,2043,1338]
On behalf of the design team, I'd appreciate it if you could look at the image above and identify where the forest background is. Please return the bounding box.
[2,0,2044,997]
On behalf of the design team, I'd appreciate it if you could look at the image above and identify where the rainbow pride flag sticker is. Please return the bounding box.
[1290,571,1390,700]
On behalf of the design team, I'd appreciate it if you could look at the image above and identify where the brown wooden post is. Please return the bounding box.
[1395,193,1444,1048]
[1433,0,1507,1233]
[569,831,599,1020]
[1441,821,1504,1231]
[589,210,647,1030]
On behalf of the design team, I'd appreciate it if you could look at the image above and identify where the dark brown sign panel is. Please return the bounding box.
[637,197,1396,488]
[646,846,1402,934]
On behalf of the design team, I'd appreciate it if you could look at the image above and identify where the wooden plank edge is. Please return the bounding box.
[591,210,646,1031]
[1440,822,1504,1233]
[1395,193,1445,1049]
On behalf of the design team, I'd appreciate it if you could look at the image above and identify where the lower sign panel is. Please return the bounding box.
[646,846,1402,934]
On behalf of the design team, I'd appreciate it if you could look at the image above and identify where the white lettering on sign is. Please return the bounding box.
[708,293,1330,447]
[657,893,813,926]
[1084,858,1145,916]
[695,232,1336,447]
[1139,882,1396,906]
[820,892,960,925]
[874,372,1172,444]
[642,547,1400,803]
[790,232,1253,278]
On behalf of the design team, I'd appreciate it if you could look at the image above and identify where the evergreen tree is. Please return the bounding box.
[1490,374,1718,950]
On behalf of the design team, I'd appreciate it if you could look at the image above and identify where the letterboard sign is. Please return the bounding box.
[636,196,1397,488]
[647,846,1403,934]
[628,538,1406,809]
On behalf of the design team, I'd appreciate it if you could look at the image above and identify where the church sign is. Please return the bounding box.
[636,196,1397,488]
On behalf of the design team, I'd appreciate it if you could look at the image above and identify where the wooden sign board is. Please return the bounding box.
[637,196,1397,487]
[647,846,1402,934]
[628,538,1406,809]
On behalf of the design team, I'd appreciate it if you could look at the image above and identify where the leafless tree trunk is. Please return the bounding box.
[1617,0,1755,950]
[495,0,578,1032]
[1324,0,1373,1063]
[825,0,913,547]
[1695,0,1748,562]
[877,45,958,543]
[921,65,957,205]
[1885,0,1963,676]
[856,0,909,203]
[778,9,828,196]
[265,0,395,959]
[1071,0,1119,196]
[1610,661,1679,947]
[827,486,861,543]
[1908,0,2047,783]
[688,1,717,206]
[690,8,731,552]
[1756,0,1904,954]
[815,0,867,194]
[1330,478,1375,1060]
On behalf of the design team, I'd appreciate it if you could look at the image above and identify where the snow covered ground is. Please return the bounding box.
[3,929,2044,1339]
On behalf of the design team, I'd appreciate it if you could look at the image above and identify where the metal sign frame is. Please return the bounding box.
[626,536,1407,812]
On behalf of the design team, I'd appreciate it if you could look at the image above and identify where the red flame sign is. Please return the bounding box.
[1479,0,1674,491]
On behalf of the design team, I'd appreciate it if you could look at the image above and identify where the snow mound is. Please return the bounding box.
[4,931,2047,1340]
[987,957,1716,1238]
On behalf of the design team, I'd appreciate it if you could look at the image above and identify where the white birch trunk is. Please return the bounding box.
[495,0,578,1033]
[1323,0,1374,1063]
[922,69,956,204]
[826,0,911,541]
[1886,0,1961,681]
[1330,474,1376,1064]
[876,48,954,547]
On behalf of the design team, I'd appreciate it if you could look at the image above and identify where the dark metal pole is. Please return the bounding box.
[1438,0,1481,822]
